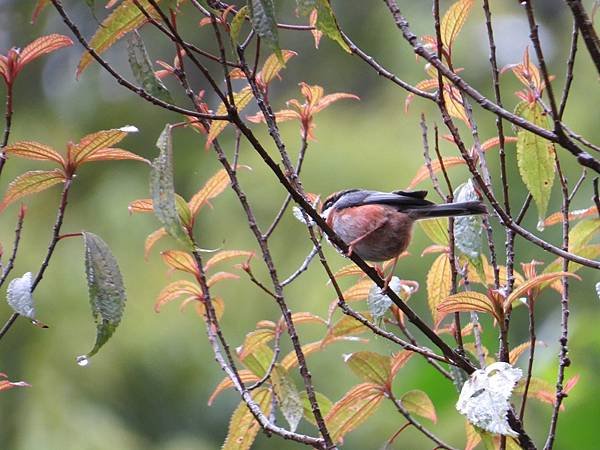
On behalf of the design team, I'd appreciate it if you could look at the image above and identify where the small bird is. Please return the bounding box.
[321,189,487,282]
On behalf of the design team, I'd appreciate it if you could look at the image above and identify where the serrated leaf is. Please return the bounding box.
[80,232,126,360]
[341,278,374,301]
[6,272,35,319]
[144,227,167,259]
[426,253,452,321]
[151,125,193,247]
[77,0,162,76]
[238,328,275,359]
[81,147,148,164]
[258,50,296,85]
[247,0,282,61]
[206,87,253,148]
[419,217,449,245]
[230,6,249,44]
[72,126,138,166]
[326,383,385,442]
[456,362,522,437]
[18,34,73,68]
[5,141,65,166]
[504,272,579,309]
[299,390,332,426]
[282,340,323,371]
[441,0,474,51]
[239,343,273,377]
[437,291,499,324]
[271,364,303,432]
[160,250,199,276]
[329,313,371,339]
[345,351,391,386]
[128,198,154,213]
[188,169,231,216]
[568,218,600,249]
[0,169,65,213]
[206,250,254,270]
[312,0,350,52]
[515,101,555,224]
[208,370,260,406]
[543,206,598,227]
[154,279,201,312]
[454,180,482,259]
[221,387,272,450]
[127,31,171,102]
[401,389,437,423]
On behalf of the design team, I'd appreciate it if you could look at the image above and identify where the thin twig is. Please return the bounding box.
[559,21,579,120]
[0,206,26,289]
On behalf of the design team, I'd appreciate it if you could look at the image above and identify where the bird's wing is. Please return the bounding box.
[359,191,435,209]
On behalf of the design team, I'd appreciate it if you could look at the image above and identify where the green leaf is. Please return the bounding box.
[426,253,452,322]
[401,389,437,422]
[6,272,35,319]
[297,0,349,52]
[569,218,600,249]
[247,0,282,62]
[77,0,162,76]
[345,351,391,386]
[230,5,249,44]
[299,390,332,426]
[222,388,272,450]
[329,313,371,338]
[79,232,126,363]
[271,364,303,432]
[150,125,193,248]
[419,217,449,245]
[127,31,171,102]
[515,101,555,225]
[239,343,274,377]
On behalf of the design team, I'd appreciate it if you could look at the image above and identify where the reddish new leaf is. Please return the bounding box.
[208,369,260,405]
[543,206,599,227]
[154,280,201,312]
[128,198,154,214]
[188,169,230,216]
[206,87,253,148]
[207,271,239,287]
[18,34,73,69]
[0,169,65,212]
[238,329,276,360]
[71,126,137,166]
[160,250,199,276]
[82,148,148,164]
[440,0,474,51]
[257,50,296,85]
[205,250,254,271]
[221,388,272,450]
[426,253,452,321]
[5,141,65,166]
[504,272,580,309]
[437,291,499,324]
[326,383,385,443]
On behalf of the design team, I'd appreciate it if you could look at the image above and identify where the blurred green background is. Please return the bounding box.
[0,1,599,449]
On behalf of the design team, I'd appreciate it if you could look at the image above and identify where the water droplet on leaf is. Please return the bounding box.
[76,355,90,367]
[536,220,545,232]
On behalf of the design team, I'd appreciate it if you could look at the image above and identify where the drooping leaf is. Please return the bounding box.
[79,232,126,361]
[271,364,303,432]
[77,0,162,76]
[326,383,385,442]
[345,351,391,387]
[299,390,333,426]
[6,272,35,319]
[440,0,474,52]
[247,0,282,62]
[31,0,50,23]
[437,291,500,324]
[207,271,239,287]
[206,86,253,148]
[0,169,65,213]
[208,370,260,405]
[401,389,437,422]
[453,180,482,259]
[419,217,449,245]
[515,101,555,225]
[543,206,598,227]
[230,5,249,44]
[127,31,171,102]
[312,0,350,53]
[5,141,65,166]
[18,34,73,69]
[128,198,154,213]
[509,341,544,365]
[151,125,193,247]
[0,373,30,392]
[221,387,272,450]
[426,253,452,321]
[144,227,168,259]
[188,169,230,216]
[71,126,138,166]
[282,340,324,371]
[160,250,199,276]
[456,362,522,437]
[154,279,201,312]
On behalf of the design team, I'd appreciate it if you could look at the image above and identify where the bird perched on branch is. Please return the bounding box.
[321,189,487,284]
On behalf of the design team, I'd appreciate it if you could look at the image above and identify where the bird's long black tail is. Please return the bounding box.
[408,201,487,219]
